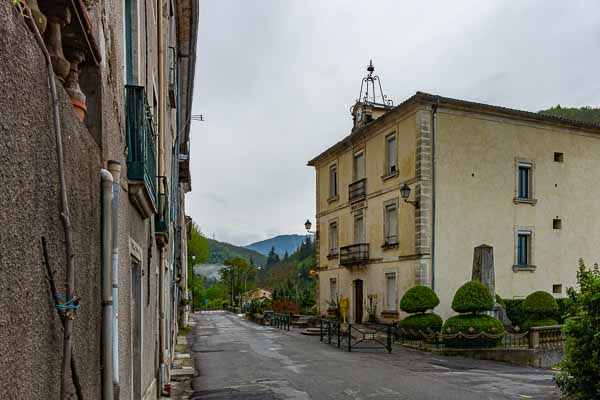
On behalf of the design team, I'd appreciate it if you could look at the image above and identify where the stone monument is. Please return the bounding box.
[472,244,511,326]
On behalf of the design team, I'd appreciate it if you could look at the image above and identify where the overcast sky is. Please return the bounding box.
[186,0,600,246]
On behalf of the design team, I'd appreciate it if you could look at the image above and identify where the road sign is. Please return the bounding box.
[204,298,209,305]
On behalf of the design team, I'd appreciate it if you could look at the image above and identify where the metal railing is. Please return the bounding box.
[320,319,393,353]
[349,178,367,202]
[272,313,291,331]
[155,176,169,242]
[125,85,157,208]
[340,243,369,266]
[394,325,564,350]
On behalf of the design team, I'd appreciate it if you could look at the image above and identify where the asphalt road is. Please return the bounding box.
[190,311,560,400]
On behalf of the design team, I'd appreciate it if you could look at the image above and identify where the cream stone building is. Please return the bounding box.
[308,64,600,322]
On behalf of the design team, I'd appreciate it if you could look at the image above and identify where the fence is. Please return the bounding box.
[394,325,564,350]
[319,320,564,353]
[320,319,393,353]
[272,313,291,331]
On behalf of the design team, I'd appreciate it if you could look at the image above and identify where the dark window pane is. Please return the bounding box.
[517,234,529,265]
[518,166,530,198]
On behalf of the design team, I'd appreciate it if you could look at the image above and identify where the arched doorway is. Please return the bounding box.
[353,279,363,323]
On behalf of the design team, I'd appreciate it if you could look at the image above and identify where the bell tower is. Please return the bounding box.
[351,60,394,130]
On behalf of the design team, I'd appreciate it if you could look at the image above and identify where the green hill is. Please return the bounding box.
[539,105,600,125]
[207,238,266,267]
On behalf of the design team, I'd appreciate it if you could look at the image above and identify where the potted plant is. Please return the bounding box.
[366,294,378,323]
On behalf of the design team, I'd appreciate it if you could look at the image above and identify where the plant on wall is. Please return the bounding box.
[365,294,378,323]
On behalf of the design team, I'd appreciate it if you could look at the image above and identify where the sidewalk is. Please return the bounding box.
[160,319,196,399]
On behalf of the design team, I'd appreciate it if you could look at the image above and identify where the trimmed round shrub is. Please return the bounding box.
[522,318,560,331]
[522,291,559,321]
[451,281,494,314]
[400,285,440,314]
[398,313,443,338]
[442,314,505,348]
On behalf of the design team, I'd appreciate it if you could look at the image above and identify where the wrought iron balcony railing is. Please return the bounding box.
[126,85,157,211]
[340,243,369,266]
[155,176,170,246]
[349,178,367,203]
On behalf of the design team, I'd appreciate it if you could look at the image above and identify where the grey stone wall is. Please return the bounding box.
[0,3,103,399]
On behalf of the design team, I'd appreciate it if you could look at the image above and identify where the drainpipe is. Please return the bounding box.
[107,160,121,398]
[431,99,439,292]
[101,168,114,400]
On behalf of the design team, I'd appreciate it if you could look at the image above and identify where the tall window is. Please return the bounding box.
[329,221,338,255]
[517,231,531,265]
[354,151,365,181]
[329,278,337,302]
[124,0,139,85]
[385,134,397,175]
[385,273,397,311]
[354,214,365,243]
[329,164,338,199]
[517,161,533,199]
[384,202,398,245]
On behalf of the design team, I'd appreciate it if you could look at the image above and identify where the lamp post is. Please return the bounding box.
[400,183,419,208]
[191,255,196,311]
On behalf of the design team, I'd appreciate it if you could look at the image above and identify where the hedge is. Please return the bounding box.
[398,313,443,337]
[400,285,440,314]
[442,314,505,348]
[521,318,559,331]
[451,281,494,314]
[522,291,559,320]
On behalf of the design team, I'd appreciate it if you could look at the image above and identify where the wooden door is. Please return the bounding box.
[354,279,363,323]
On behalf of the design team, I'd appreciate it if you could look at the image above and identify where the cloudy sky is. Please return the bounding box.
[186,0,600,246]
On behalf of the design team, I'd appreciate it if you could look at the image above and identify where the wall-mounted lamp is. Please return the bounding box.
[304,219,316,234]
[400,183,419,208]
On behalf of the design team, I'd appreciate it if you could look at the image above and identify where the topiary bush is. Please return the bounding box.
[400,285,440,314]
[451,281,494,314]
[503,299,526,327]
[442,314,505,348]
[522,291,559,324]
[398,314,443,339]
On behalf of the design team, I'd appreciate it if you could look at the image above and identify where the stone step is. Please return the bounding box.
[301,328,321,336]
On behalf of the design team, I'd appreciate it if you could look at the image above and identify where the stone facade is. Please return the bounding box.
[0,0,197,399]
[309,91,600,322]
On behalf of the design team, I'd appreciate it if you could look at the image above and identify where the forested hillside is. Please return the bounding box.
[539,105,600,125]
[206,237,266,267]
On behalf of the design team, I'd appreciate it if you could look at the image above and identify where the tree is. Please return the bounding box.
[265,246,280,268]
[555,260,600,399]
[221,257,257,307]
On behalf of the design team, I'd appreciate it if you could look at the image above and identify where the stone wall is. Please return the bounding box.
[0,3,103,399]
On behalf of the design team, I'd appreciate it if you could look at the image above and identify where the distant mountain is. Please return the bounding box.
[245,234,308,257]
[206,238,266,267]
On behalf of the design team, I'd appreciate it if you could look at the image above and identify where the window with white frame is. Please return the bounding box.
[329,220,338,255]
[329,163,338,199]
[514,226,535,269]
[385,133,397,176]
[329,278,337,302]
[383,200,398,245]
[385,273,397,311]
[516,160,534,200]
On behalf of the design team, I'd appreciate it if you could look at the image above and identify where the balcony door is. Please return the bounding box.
[354,151,365,182]
[354,214,365,244]
[354,279,363,323]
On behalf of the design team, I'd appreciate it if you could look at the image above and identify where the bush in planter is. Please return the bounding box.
[522,291,559,328]
[451,281,495,313]
[442,281,505,347]
[400,285,440,313]
[398,285,442,338]
[442,314,505,348]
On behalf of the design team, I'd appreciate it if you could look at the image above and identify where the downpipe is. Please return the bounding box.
[107,160,121,398]
[100,169,114,400]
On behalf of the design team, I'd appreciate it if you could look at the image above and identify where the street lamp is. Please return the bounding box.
[400,183,419,208]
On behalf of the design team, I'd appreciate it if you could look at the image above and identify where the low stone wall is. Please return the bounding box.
[433,347,563,369]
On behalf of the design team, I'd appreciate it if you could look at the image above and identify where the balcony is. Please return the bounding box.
[340,243,369,266]
[126,85,157,219]
[155,176,170,247]
[349,178,367,203]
